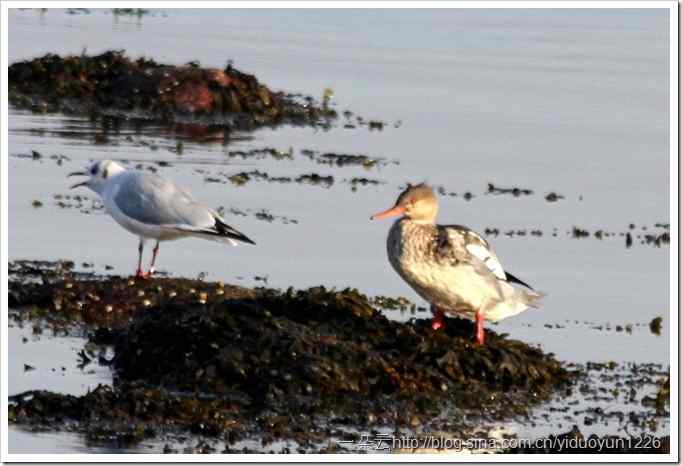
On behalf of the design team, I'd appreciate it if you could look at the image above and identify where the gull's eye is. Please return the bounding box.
[90,165,99,176]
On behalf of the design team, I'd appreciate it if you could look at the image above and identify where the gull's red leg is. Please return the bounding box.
[148,241,160,276]
[431,307,445,330]
[135,238,146,278]
[475,310,485,345]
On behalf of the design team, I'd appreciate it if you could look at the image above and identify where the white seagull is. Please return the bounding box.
[69,159,255,278]
[370,183,542,345]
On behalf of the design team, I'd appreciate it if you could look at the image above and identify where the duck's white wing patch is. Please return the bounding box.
[465,243,506,280]
[441,225,507,281]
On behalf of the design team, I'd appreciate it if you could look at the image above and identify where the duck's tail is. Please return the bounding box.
[516,287,545,309]
[486,283,545,322]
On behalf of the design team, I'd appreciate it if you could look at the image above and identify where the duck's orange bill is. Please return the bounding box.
[370,205,405,220]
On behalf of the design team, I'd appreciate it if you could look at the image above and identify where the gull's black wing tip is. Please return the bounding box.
[215,218,256,245]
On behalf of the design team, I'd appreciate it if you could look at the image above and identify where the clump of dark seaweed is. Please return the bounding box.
[487,183,533,197]
[545,192,564,202]
[296,173,334,187]
[348,177,382,188]
[227,147,293,161]
[8,51,337,132]
[572,227,590,238]
[223,169,383,190]
[225,170,334,188]
[111,8,150,16]
[649,316,663,336]
[52,193,103,214]
[371,295,414,311]
[643,232,670,247]
[301,149,396,169]
[227,170,292,186]
[216,206,298,225]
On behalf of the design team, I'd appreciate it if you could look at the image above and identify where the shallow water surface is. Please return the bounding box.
[7,7,671,454]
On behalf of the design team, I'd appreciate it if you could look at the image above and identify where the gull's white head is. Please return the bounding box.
[68,159,126,194]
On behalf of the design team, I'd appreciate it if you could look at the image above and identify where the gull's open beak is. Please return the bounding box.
[370,205,405,220]
[68,171,88,189]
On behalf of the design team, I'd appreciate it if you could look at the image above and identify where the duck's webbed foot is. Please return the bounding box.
[431,306,445,330]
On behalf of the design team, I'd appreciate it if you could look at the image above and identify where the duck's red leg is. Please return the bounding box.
[431,307,445,330]
[475,310,485,345]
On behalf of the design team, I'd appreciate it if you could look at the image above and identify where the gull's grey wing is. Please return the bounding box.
[113,171,215,228]
[113,171,256,245]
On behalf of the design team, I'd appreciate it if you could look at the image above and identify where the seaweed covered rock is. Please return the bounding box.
[113,286,574,421]
[9,259,255,329]
[8,50,336,131]
[9,260,576,445]
[9,383,252,444]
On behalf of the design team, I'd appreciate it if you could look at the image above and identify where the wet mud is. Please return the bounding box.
[9,260,575,449]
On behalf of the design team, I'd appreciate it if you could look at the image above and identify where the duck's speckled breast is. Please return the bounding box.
[386,219,471,311]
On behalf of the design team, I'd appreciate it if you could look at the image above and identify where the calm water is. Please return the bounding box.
[7,7,671,453]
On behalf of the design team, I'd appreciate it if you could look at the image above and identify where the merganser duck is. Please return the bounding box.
[371,183,543,345]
